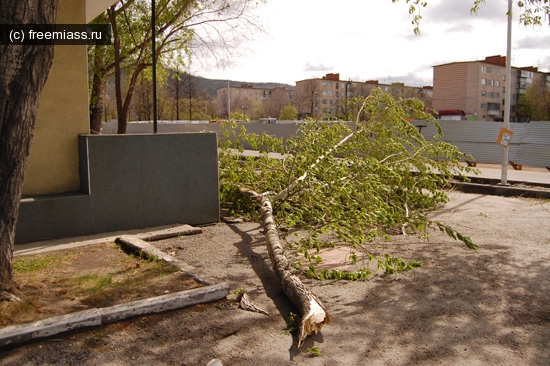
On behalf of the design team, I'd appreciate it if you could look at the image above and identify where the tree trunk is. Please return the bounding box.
[0,0,58,296]
[240,188,331,348]
[88,12,109,134]
[89,46,107,134]
[108,5,148,135]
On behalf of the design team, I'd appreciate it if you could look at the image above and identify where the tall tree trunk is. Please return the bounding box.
[89,46,107,134]
[115,63,145,134]
[108,5,148,134]
[0,0,58,297]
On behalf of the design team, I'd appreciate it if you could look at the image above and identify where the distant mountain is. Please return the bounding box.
[193,75,294,98]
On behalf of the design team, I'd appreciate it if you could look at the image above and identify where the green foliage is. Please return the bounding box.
[306,346,322,357]
[517,79,550,121]
[279,105,298,120]
[395,0,550,33]
[377,254,423,275]
[13,254,68,272]
[284,312,301,335]
[305,265,374,281]
[219,89,478,277]
[230,112,249,122]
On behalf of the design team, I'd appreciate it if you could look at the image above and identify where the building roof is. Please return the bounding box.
[433,55,543,72]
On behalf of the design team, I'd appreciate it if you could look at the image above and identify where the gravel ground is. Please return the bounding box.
[1,191,549,365]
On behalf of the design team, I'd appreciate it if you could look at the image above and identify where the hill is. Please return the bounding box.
[193,75,294,98]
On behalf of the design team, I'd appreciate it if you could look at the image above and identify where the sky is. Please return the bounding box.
[195,0,550,87]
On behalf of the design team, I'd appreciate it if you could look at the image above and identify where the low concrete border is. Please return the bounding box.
[0,284,229,348]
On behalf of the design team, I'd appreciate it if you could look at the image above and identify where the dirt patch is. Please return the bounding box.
[0,242,202,327]
[1,192,549,365]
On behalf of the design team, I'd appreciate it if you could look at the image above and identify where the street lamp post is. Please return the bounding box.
[152,0,158,133]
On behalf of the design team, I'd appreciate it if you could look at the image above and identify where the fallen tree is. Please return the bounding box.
[240,188,331,348]
[219,89,477,346]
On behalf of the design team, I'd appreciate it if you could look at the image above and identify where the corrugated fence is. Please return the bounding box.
[414,121,549,169]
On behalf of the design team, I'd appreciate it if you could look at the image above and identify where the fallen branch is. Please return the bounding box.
[240,188,331,348]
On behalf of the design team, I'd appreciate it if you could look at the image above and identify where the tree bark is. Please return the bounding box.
[0,0,58,296]
[108,5,148,134]
[89,46,108,134]
[240,188,331,348]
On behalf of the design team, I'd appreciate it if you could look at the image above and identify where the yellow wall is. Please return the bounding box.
[22,0,90,195]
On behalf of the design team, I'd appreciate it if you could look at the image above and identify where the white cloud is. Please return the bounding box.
[196,0,550,86]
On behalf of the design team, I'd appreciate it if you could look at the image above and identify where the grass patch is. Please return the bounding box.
[1,242,200,327]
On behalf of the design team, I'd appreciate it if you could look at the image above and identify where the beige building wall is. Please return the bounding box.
[432,56,549,121]
[22,0,90,195]
[433,63,469,112]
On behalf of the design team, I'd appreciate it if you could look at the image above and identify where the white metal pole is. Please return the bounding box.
[501,0,512,185]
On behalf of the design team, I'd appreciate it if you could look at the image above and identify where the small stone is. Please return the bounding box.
[222,216,243,224]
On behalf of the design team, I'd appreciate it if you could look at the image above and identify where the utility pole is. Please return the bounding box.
[501,0,512,185]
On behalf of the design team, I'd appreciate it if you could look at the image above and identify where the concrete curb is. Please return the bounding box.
[451,180,550,199]
[115,234,206,283]
[0,283,230,348]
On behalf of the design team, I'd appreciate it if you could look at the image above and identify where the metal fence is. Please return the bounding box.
[413,120,549,168]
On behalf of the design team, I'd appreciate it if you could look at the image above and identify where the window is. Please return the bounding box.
[481,78,487,85]
[481,103,487,110]
[482,66,488,73]
[496,80,500,87]
[481,90,487,97]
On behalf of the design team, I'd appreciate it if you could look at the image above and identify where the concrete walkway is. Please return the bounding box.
[464,163,549,186]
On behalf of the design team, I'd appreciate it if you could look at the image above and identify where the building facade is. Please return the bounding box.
[433,55,550,121]
[295,73,433,119]
[216,84,296,119]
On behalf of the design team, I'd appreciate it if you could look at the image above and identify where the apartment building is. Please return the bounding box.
[433,55,550,121]
[216,84,295,118]
[295,73,433,119]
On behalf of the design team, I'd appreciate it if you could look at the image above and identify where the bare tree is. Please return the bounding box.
[264,87,291,118]
[296,80,320,118]
[181,71,205,119]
